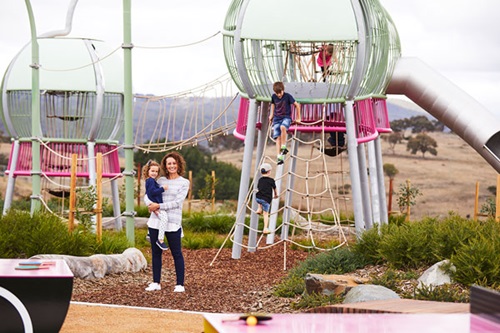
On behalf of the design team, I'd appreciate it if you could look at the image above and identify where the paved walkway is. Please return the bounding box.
[60,302,205,333]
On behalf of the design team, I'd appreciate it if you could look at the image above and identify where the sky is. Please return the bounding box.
[0,0,499,113]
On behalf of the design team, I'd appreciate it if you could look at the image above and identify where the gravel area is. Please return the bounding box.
[72,245,311,313]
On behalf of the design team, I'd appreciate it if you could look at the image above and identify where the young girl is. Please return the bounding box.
[143,160,169,251]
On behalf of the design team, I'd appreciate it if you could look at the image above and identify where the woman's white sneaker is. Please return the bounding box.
[145,282,161,291]
[173,285,185,293]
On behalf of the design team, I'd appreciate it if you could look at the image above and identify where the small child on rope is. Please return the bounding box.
[269,81,301,165]
[317,43,336,82]
[143,160,169,251]
[255,163,278,234]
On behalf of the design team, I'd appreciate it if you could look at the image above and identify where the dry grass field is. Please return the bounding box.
[0,131,497,221]
[216,131,498,221]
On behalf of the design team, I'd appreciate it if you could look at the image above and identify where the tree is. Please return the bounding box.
[409,115,436,133]
[134,144,241,200]
[406,133,437,158]
[384,132,404,154]
[397,179,422,221]
[383,163,399,214]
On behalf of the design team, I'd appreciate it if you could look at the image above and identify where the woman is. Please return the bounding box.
[144,151,190,292]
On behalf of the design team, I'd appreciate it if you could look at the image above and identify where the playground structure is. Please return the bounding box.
[0,36,124,226]
[222,0,401,258]
[1,0,499,250]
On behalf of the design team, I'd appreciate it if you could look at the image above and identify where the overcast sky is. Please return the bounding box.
[1,0,499,112]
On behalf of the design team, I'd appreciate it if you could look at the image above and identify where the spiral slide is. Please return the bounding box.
[386,57,500,173]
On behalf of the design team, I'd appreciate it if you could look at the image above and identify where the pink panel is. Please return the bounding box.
[373,98,391,133]
[0,259,73,278]
[204,313,500,333]
[354,99,378,143]
[233,97,250,141]
[6,142,121,178]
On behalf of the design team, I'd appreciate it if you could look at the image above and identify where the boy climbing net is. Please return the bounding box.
[269,81,301,165]
[255,163,278,234]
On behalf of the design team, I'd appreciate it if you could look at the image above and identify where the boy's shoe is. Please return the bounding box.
[263,228,270,234]
[280,145,289,155]
[156,240,169,251]
[174,285,185,293]
[277,155,284,165]
[145,282,161,291]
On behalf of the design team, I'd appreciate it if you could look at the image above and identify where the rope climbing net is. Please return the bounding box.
[211,104,353,266]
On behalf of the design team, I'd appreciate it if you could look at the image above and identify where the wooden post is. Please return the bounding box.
[387,177,393,217]
[496,174,500,222]
[68,154,77,232]
[405,179,411,222]
[211,170,216,213]
[474,181,480,221]
[188,170,193,214]
[136,163,141,207]
[96,153,103,242]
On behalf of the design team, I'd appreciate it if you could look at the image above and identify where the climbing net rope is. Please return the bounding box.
[211,104,353,267]
[133,74,240,152]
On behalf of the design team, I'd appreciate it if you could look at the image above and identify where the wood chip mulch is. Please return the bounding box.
[72,245,311,313]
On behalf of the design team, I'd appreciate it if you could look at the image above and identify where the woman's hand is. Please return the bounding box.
[148,202,160,213]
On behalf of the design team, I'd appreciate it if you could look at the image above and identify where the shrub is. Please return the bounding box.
[274,248,367,297]
[351,224,385,264]
[181,231,230,249]
[135,205,151,218]
[432,213,481,259]
[377,219,438,269]
[291,292,343,310]
[412,284,469,303]
[0,210,130,258]
[183,213,234,234]
[449,233,500,286]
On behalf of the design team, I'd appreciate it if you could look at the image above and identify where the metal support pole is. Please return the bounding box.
[374,137,389,224]
[110,179,122,230]
[358,143,373,229]
[123,0,135,244]
[345,101,365,234]
[25,0,42,214]
[232,99,258,259]
[367,140,380,225]
[248,102,268,251]
[3,140,20,215]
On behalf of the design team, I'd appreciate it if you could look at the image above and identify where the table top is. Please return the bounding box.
[0,259,73,278]
[204,313,500,333]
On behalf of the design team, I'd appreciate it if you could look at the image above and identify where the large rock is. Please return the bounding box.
[343,285,400,304]
[31,247,147,279]
[305,273,369,296]
[417,259,454,288]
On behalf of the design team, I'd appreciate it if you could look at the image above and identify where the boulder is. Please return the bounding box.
[305,273,369,296]
[31,247,147,279]
[343,284,400,304]
[417,259,454,288]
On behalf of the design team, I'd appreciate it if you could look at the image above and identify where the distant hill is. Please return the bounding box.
[386,98,435,121]
[0,96,430,142]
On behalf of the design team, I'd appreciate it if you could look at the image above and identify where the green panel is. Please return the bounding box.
[240,0,358,41]
[5,38,124,94]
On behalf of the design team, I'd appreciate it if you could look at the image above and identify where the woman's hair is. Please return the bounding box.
[161,151,186,178]
[142,160,160,179]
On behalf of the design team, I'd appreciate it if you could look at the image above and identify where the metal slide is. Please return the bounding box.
[386,57,500,173]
